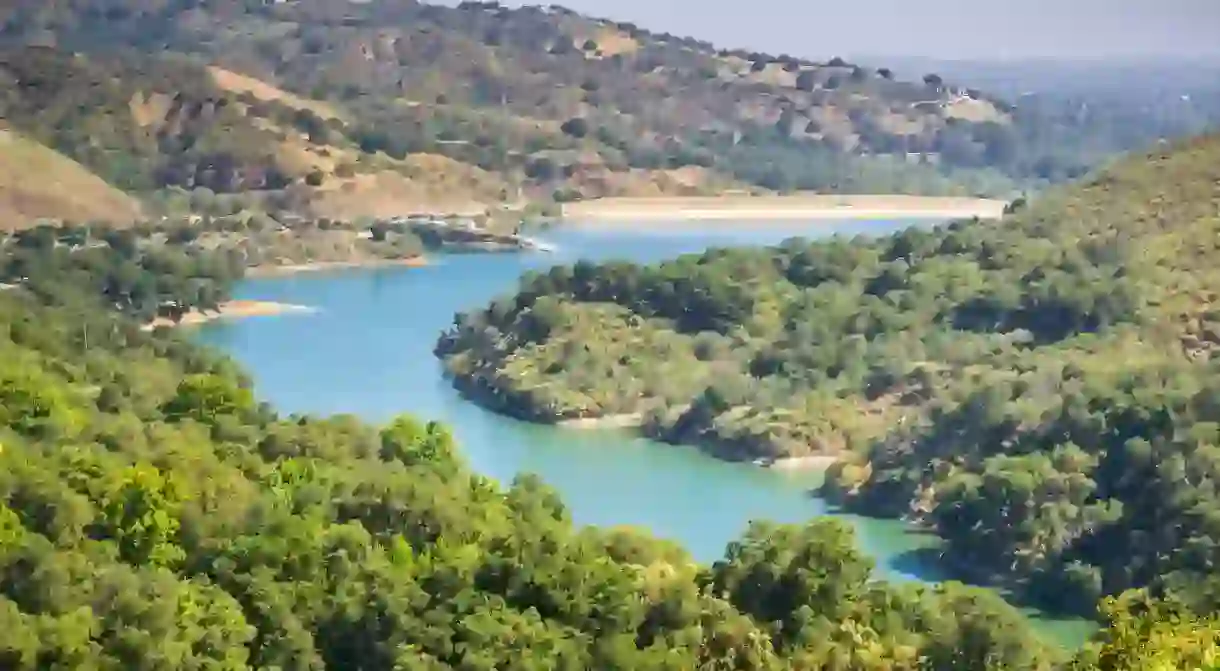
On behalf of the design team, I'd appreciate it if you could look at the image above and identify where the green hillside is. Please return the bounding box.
[435,132,1220,616]
[0,169,1216,670]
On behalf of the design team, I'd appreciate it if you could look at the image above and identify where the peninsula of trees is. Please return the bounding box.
[436,132,1220,618]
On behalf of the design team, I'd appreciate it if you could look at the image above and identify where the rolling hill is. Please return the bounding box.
[0,126,143,228]
[0,1,1214,226]
[0,0,1122,222]
[434,132,1220,616]
[0,46,518,226]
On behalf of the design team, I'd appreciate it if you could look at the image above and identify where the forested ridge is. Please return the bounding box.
[2,0,1214,225]
[436,132,1220,618]
[0,216,1205,669]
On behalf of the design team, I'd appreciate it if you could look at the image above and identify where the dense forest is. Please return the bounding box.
[436,132,1220,618]
[5,215,1216,668]
[2,0,1215,221]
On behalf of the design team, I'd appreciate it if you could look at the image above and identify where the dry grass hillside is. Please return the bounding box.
[0,0,1061,201]
[206,65,344,121]
[1,0,1199,220]
[0,128,142,229]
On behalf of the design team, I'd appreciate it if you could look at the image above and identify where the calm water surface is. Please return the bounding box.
[196,219,1094,646]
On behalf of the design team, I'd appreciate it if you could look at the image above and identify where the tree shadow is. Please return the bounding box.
[887,546,953,583]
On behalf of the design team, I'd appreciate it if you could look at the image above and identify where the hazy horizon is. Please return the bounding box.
[439,0,1220,62]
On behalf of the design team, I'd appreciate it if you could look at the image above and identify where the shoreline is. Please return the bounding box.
[754,455,841,472]
[141,300,316,330]
[556,413,645,429]
[560,195,1008,223]
[445,375,842,472]
[246,256,427,277]
[548,413,839,471]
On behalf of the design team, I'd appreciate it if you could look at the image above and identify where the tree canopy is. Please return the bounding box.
[436,132,1220,617]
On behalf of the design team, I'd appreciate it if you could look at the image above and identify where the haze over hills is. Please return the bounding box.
[3,0,1213,226]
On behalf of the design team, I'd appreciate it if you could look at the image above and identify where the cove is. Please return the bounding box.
[195,218,1095,647]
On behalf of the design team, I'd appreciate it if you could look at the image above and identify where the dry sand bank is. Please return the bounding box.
[141,300,316,330]
[757,455,841,472]
[561,195,1007,223]
[554,414,840,472]
[556,414,645,429]
[246,256,427,277]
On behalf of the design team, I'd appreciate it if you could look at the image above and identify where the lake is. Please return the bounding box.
[196,218,1095,646]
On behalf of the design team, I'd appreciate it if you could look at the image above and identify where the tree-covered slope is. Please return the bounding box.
[0,126,143,228]
[0,149,1217,669]
[0,214,1089,670]
[436,132,1220,615]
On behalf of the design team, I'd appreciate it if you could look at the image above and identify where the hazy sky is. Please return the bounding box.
[458,0,1220,61]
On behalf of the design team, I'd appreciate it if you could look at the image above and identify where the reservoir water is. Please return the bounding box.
[196,218,1094,646]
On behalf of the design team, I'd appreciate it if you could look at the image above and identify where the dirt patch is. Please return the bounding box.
[246,256,428,277]
[0,130,143,229]
[561,194,1008,222]
[208,66,344,120]
[944,97,1009,124]
[129,92,174,128]
[556,413,644,429]
[586,28,639,57]
[306,168,494,220]
[141,300,315,331]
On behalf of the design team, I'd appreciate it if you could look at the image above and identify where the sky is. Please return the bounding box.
[451,0,1220,62]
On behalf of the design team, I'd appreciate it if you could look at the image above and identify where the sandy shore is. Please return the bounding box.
[756,455,841,471]
[556,414,644,429]
[561,195,1007,223]
[246,256,427,277]
[141,300,316,330]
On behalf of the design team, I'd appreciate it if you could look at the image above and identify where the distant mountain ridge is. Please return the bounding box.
[0,0,1209,225]
[0,1,1075,213]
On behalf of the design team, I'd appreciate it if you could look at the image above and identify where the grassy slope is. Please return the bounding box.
[0,128,143,229]
[0,47,513,223]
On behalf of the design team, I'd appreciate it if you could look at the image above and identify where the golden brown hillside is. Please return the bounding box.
[0,129,142,229]
[0,0,1059,200]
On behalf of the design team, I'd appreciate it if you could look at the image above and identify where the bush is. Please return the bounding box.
[552,187,583,202]
[560,117,590,139]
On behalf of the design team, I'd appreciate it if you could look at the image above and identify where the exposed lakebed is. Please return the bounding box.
[195,218,1095,647]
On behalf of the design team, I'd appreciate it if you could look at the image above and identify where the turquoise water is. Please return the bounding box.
[196,219,1094,646]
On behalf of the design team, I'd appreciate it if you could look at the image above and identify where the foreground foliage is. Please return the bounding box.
[437,133,1220,615]
[0,259,1071,669]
